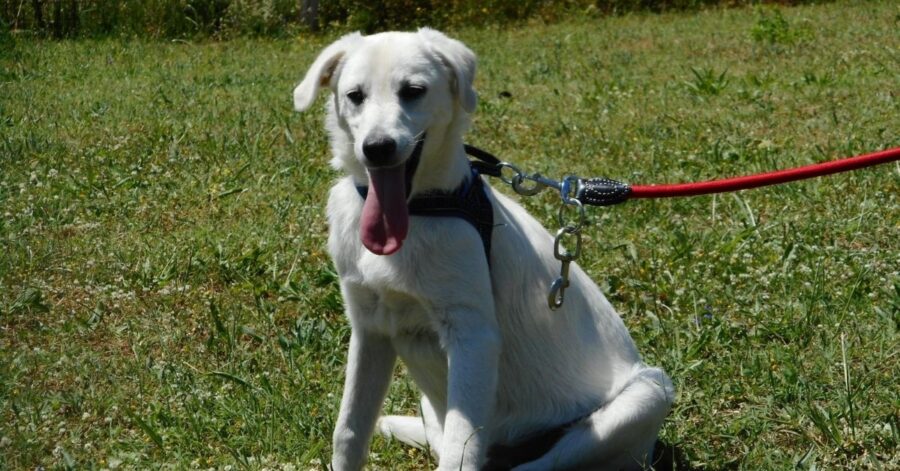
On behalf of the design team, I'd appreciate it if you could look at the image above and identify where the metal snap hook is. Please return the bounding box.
[548,259,571,310]
[548,276,567,310]
[511,173,545,196]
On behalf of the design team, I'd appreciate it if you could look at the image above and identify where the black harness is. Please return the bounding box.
[408,170,494,259]
[355,144,499,261]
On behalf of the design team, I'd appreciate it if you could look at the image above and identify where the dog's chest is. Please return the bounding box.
[350,287,436,337]
[369,294,448,393]
[343,283,449,395]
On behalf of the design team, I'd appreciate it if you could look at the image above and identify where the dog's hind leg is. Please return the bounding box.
[513,367,674,471]
[377,395,443,457]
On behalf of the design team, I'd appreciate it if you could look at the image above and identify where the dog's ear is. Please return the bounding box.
[293,32,364,111]
[418,28,477,113]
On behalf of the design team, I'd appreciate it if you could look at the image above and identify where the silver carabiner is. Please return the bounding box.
[548,276,567,310]
[511,173,546,196]
[548,259,571,310]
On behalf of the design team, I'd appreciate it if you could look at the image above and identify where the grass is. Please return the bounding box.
[1,1,898,469]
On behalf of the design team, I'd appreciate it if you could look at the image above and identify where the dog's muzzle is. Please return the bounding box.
[362,136,398,167]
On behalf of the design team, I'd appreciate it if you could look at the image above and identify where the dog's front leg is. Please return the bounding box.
[438,309,501,471]
[332,328,396,471]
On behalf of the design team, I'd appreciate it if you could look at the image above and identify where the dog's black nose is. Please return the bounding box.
[362,136,397,167]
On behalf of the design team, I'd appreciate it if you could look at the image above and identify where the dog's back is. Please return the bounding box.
[484,189,647,443]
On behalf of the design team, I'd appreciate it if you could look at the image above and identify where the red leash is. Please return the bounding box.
[464,145,899,309]
[628,146,900,199]
[467,145,899,206]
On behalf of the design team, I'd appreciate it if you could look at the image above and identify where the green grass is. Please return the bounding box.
[1,1,898,469]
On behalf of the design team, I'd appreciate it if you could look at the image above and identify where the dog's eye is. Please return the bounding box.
[346,89,365,106]
[399,84,427,101]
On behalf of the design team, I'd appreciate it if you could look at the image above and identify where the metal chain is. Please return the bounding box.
[549,193,585,310]
[497,162,587,310]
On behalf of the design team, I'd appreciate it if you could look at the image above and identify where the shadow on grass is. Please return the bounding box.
[652,440,704,471]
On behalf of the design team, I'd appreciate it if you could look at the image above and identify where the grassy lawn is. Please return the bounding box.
[1,1,898,469]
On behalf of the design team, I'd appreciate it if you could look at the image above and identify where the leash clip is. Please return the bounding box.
[548,265,570,310]
[493,160,588,310]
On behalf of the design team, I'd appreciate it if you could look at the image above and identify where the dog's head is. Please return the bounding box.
[294,29,477,255]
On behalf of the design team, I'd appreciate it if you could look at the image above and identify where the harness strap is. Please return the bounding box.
[407,172,493,260]
[465,144,503,178]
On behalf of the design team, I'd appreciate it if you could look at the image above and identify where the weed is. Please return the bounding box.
[683,67,730,97]
[751,7,811,46]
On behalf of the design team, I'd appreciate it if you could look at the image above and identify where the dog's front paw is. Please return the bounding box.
[375,416,391,438]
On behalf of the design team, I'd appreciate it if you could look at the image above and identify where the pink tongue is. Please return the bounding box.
[360,166,409,255]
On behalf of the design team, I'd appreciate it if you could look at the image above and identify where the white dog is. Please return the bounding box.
[293,28,674,471]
